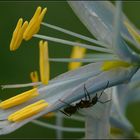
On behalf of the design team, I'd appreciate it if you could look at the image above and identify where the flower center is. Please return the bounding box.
[101,60,132,71]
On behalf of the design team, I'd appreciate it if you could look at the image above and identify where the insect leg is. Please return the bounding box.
[98,91,104,99]
[84,84,88,100]
[98,81,110,99]
[98,99,112,104]
[84,84,91,101]
[58,99,72,107]
[59,110,71,117]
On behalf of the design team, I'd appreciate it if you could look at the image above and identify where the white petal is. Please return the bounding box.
[0,65,137,135]
[51,62,103,82]
[111,86,134,133]
[80,91,112,139]
[113,1,140,62]
[68,1,133,47]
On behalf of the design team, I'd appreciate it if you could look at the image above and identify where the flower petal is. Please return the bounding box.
[68,1,133,46]
[0,65,137,135]
[68,1,140,62]
[80,91,112,139]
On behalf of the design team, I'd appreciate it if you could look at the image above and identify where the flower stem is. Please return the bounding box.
[56,112,63,139]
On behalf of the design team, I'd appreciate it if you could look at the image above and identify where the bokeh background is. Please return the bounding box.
[0,1,140,139]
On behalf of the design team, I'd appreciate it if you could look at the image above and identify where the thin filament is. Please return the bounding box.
[41,22,109,48]
[34,34,113,53]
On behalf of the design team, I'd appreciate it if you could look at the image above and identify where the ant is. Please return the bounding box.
[59,81,111,116]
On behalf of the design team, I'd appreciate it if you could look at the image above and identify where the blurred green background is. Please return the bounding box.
[0,1,139,139]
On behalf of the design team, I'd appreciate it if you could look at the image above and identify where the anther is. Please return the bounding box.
[0,88,39,109]
[68,45,86,70]
[10,18,28,51]
[39,40,50,84]
[30,71,39,87]
[23,6,47,41]
[8,100,48,122]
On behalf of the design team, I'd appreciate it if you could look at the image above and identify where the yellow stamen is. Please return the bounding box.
[8,100,44,119]
[43,112,55,118]
[0,88,39,109]
[101,61,131,71]
[10,18,28,51]
[23,6,47,41]
[68,45,86,70]
[30,71,39,88]
[8,100,48,122]
[39,40,50,84]
[124,21,140,44]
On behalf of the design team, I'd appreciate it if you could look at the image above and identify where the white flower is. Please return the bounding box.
[0,1,140,138]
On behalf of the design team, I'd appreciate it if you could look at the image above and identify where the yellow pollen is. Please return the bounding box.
[30,71,39,88]
[0,88,39,109]
[68,45,86,70]
[23,6,47,41]
[101,61,131,71]
[43,112,55,118]
[10,18,28,51]
[124,21,140,45]
[8,100,48,122]
[39,40,50,84]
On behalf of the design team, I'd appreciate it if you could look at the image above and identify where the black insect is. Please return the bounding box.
[59,81,111,116]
